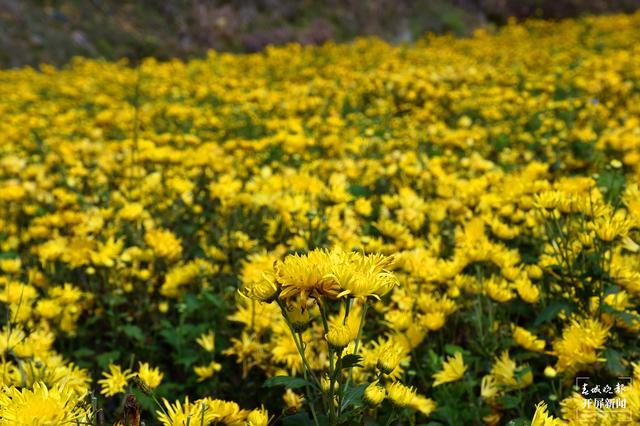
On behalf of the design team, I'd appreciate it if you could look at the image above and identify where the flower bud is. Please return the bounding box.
[544,366,557,378]
[320,375,331,393]
[386,381,415,407]
[246,407,269,426]
[325,324,352,348]
[283,389,304,412]
[526,264,543,280]
[364,381,386,407]
[287,306,312,332]
[517,369,533,388]
[241,271,279,303]
[132,375,152,396]
[377,346,401,374]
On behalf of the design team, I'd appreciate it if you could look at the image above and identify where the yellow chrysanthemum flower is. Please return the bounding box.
[552,317,610,372]
[0,382,89,424]
[433,352,467,386]
[531,401,564,426]
[157,397,211,426]
[325,323,353,348]
[512,326,546,352]
[246,406,269,426]
[196,330,216,353]
[385,381,416,407]
[98,364,135,397]
[490,351,533,389]
[137,362,164,390]
[363,381,386,406]
[275,249,335,304]
[283,389,304,411]
[328,251,398,299]
[409,394,437,416]
[145,228,183,260]
[491,351,518,387]
[193,361,222,382]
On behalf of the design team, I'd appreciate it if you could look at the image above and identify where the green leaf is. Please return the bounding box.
[444,344,467,356]
[159,328,181,349]
[282,413,329,426]
[500,394,521,410]
[427,350,440,369]
[491,134,509,152]
[121,324,145,343]
[506,419,530,426]
[202,291,223,309]
[131,389,156,412]
[348,184,370,197]
[534,301,576,326]
[96,350,120,369]
[597,170,625,203]
[340,354,363,369]
[601,304,640,327]
[604,348,625,376]
[73,347,95,358]
[182,294,201,314]
[341,383,367,408]
[175,350,200,369]
[263,376,311,389]
[282,413,315,426]
[515,366,531,378]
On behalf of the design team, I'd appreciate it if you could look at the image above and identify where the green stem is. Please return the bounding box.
[408,337,429,389]
[328,349,342,425]
[317,299,335,416]
[318,300,330,334]
[384,406,398,426]
[276,300,319,384]
[299,332,321,426]
[352,301,368,357]
[343,298,352,325]
[275,301,321,426]
[343,301,368,405]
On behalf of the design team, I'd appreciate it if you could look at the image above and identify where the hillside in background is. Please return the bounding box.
[1,0,639,68]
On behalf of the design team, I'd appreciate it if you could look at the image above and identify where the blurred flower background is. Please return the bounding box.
[0,0,639,67]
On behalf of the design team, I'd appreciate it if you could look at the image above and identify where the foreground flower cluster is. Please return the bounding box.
[0,11,639,425]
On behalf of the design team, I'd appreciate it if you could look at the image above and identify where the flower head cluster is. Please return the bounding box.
[242,248,398,309]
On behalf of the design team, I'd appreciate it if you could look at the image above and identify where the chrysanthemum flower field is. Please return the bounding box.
[1,11,640,426]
